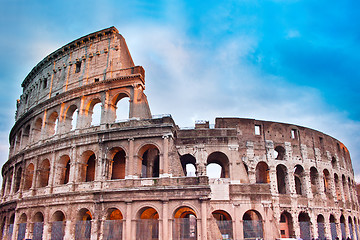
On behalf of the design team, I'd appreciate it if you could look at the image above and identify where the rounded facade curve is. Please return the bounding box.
[0,27,359,240]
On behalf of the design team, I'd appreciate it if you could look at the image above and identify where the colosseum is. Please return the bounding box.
[0,26,359,240]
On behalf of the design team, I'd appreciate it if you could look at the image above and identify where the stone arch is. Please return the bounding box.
[280,211,294,238]
[340,214,346,239]
[108,147,126,180]
[317,214,325,240]
[274,146,286,160]
[32,117,43,142]
[18,213,27,240]
[14,167,22,193]
[348,176,353,202]
[5,167,13,195]
[46,111,59,136]
[51,210,66,240]
[22,124,31,147]
[243,210,263,239]
[85,98,102,127]
[323,169,331,195]
[342,174,348,201]
[173,206,197,240]
[310,167,320,195]
[103,208,124,240]
[37,159,50,188]
[298,212,311,240]
[138,144,160,178]
[255,161,269,183]
[331,156,337,168]
[80,151,96,182]
[212,210,233,239]
[329,214,337,240]
[180,154,197,177]
[206,151,230,178]
[23,163,34,191]
[57,155,70,185]
[111,92,130,122]
[294,165,305,195]
[75,208,92,240]
[136,207,159,240]
[334,173,341,201]
[348,216,354,240]
[33,212,44,240]
[63,104,79,132]
[15,130,22,152]
[276,164,288,194]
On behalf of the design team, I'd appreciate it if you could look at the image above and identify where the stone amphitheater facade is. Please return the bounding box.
[0,26,359,240]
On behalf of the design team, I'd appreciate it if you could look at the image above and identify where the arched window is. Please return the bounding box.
[64,105,78,132]
[212,210,233,239]
[331,156,337,168]
[243,210,263,239]
[112,93,130,122]
[18,213,27,240]
[280,211,293,238]
[334,174,341,201]
[180,154,197,177]
[46,112,59,136]
[310,167,319,194]
[85,153,96,182]
[276,164,288,194]
[206,152,230,178]
[23,163,34,191]
[5,168,13,195]
[330,215,337,240]
[14,167,22,193]
[323,169,331,195]
[33,212,44,240]
[139,145,160,178]
[22,125,30,147]
[294,165,304,195]
[173,207,197,240]
[33,118,43,142]
[15,131,22,152]
[137,207,159,240]
[75,209,92,240]
[104,208,123,239]
[38,159,50,188]
[274,146,285,160]
[110,148,126,180]
[349,216,354,240]
[340,215,346,239]
[51,211,66,240]
[298,212,311,240]
[342,175,348,201]
[58,155,70,185]
[317,215,325,240]
[86,98,102,126]
[255,162,269,183]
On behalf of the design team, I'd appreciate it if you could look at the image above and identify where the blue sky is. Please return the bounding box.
[0,0,360,180]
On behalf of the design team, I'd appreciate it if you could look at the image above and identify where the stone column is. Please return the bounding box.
[31,157,39,194]
[200,198,207,240]
[233,203,242,240]
[49,151,57,192]
[292,211,300,238]
[269,168,278,195]
[304,172,313,199]
[90,219,99,240]
[160,135,170,178]
[126,138,134,179]
[162,200,169,239]
[125,201,132,240]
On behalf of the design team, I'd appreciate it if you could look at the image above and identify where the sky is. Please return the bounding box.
[0,0,360,180]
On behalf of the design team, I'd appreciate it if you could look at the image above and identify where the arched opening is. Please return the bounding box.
[46,111,59,136]
[206,152,230,178]
[5,168,13,195]
[354,217,359,240]
[15,131,22,152]
[32,117,42,142]
[22,125,30,147]
[173,207,197,240]
[64,105,78,132]
[298,212,311,240]
[317,214,325,240]
[349,216,354,240]
[33,212,44,240]
[103,208,123,240]
[38,159,50,188]
[139,145,160,178]
[334,174,341,201]
[243,210,263,239]
[348,177,353,202]
[80,151,96,182]
[23,163,34,191]
[294,165,305,195]
[340,215,346,239]
[110,148,126,180]
[18,213,27,240]
[274,146,286,160]
[58,155,70,185]
[136,207,159,240]
[276,164,288,194]
[212,210,233,240]
[180,154,197,177]
[255,162,269,183]
[7,214,15,240]
[51,211,66,240]
[111,93,130,122]
[14,167,22,193]
[86,98,102,126]
[75,208,92,240]
[342,175,348,201]
[330,215,337,240]
[280,211,294,238]
[323,169,331,196]
[310,167,319,195]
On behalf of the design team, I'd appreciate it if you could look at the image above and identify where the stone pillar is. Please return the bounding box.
[304,172,313,199]
[160,135,170,177]
[292,212,300,238]
[269,168,278,194]
[125,201,132,240]
[11,212,19,240]
[200,198,207,240]
[324,216,332,240]
[228,144,241,183]
[10,167,16,195]
[90,219,99,240]
[233,203,242,240]
[162,200,169,239]
[288,167,296,195]
[49,151,57,192]
[126,138,134,179]
[63,220,72,239]
[31,157,39,194]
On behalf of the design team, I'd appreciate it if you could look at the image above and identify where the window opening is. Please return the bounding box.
[75,62,81,73]
[255,125,261,135]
